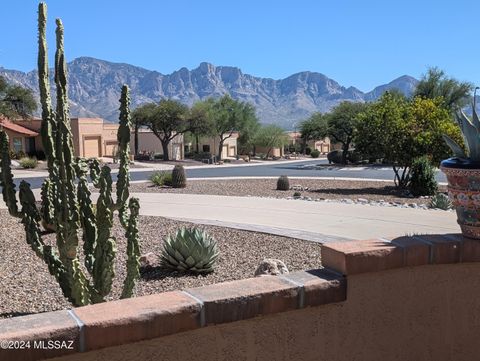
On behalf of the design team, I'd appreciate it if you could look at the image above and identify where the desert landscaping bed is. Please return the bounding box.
[129,178,447,206]
[0,209,321,319]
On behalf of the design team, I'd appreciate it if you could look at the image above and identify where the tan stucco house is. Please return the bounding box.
[186,133,238,159]
[4,117,185,160]
[287,131,331,154]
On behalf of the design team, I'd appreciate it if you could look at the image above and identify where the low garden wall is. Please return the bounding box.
[1,233,480,361]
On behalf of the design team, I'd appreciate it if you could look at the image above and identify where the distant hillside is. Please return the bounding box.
[0,57,419,128]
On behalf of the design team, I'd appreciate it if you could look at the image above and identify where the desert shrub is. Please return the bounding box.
[408,156,438,196]
[327,150,343,164]
[429,193,452,210]
[347,150,363,164]
[19,157,38,169]
[293,191,302,198]
[310,149,320,158]
[277,175,290,191]
[149,171,173,187]
[160,227,219,274]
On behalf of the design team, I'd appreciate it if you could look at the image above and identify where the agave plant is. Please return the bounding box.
[443,107,480,161]
[429,193,452,210]
[161,227,219,274]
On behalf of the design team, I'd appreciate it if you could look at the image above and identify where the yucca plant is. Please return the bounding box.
[443,108,479,160]
[429,193,452,210]
[160,227,219,274]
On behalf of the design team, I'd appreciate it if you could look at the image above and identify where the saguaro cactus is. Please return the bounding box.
[0,3,141,306]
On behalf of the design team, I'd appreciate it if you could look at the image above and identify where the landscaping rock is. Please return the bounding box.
[139,252,158,269]
[357,198,368,203]
[254,259,289,276]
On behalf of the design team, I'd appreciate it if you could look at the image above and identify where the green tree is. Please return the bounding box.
[253,125,288,158]
[209,95,259,160]
[131,103,156,156]
[356,92,462,188]
[299,112,328,153]
[134,100,189,160]
[326,101,369,164]
[0,76,37,119]
[414,67,473,111]
[187,99,215,153]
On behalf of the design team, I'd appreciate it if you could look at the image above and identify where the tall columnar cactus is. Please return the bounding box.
[0,2,141,306]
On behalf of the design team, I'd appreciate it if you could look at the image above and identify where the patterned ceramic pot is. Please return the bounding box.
[441,158,480,239]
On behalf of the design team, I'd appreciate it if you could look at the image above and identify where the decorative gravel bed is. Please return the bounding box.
[0,209,321,319]
[129,178,447,207]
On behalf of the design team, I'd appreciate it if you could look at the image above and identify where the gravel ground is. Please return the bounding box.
[129,178,447,206]
[0,209,321,318]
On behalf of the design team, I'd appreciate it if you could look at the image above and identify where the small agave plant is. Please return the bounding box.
[160,227,219,274]
[443,107,480,161]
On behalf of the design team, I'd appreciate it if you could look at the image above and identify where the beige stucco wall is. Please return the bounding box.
[195,134,238,158]
[55,263,480,361]
[131,131,184,160]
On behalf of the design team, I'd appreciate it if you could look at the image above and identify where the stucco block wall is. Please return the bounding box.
[54,263,480,361]
[132,131,184,160]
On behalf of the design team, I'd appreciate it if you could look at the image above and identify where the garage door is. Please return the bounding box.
[105,141,117,157]
[84,137,101,158]
[228,146,236,157]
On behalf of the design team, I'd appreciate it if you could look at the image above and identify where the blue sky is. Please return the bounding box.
[1,0,479,92]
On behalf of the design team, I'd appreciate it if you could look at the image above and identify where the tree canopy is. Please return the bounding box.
[299,112,328,153]
[132,99,189,160]
[326,101,370,164]
[355,92,462,187]
[0,76,37,119]
[253,124,288,158]
[414,67,473,111]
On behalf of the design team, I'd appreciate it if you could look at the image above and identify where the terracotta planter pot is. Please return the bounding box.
[441,158,480,239]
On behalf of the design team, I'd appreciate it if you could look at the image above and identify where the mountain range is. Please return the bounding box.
[0,57,419,129]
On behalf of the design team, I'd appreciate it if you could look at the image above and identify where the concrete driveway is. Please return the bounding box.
[129,193,458,243]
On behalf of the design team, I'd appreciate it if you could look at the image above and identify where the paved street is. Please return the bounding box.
[8,158,447,190]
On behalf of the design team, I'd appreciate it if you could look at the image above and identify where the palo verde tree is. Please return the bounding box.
[0,76,37,119]
[0,3,140,306]
[134,100,189,160]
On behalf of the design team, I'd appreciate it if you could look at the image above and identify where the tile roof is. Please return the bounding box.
[0,119,39,137]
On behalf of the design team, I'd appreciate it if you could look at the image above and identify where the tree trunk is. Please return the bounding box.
[161,140,170,161]
[341,142,350,164]
[195,134,199,154]
[302,137,307,154]
[134,124,139,156]
[217,139,224,161]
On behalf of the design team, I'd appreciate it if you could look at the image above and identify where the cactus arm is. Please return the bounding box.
[38,3,57,177]
[40,179,55,227]
[0,131,19,217]
[18,180,75,301]
[115,85,132,226]
[75,159,97,274]
[92,166,116,298]
[89,158,101,187]
[121,197,140,299]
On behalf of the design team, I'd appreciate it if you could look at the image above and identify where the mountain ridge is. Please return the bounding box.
[0,57,419,128]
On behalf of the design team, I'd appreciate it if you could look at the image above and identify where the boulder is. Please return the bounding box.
[139,252,158,269]
[254,259,289,276]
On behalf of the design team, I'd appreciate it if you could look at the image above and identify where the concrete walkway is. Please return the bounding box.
[0,191,457,243]
[129,193,457,242]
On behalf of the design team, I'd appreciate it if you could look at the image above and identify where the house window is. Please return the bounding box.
[202,144,210,153]
[12,137,23,153]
